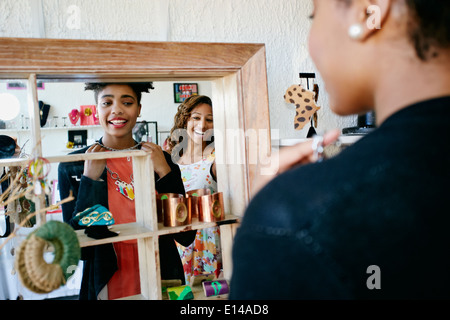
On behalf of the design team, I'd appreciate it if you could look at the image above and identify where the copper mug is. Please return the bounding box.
[157,193,183,223]
[162,196,191,227]
[186,188,211,219]
[198,192,225,222]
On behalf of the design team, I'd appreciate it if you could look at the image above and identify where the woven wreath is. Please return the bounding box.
[15,220,81,294]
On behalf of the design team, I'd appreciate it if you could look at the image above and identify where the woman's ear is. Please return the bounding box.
[348,0,392,41]
[138,104,142,117]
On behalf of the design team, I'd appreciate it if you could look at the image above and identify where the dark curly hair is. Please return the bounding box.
[84,82,155,104]
[337,0,450,60]
[405,0,450,60]
[167,95,213,153]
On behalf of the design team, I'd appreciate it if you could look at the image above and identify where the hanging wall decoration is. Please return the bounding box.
[173,83,198,103]
[284,84,320,130]
[15,220,81,294]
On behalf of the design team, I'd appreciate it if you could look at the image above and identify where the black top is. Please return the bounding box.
[58,143,185,229]
[230,96,450,299]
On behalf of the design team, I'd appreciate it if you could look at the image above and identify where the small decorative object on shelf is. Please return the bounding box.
[162,195,190,227]
[186,188,211,219]
[80,105,97,126]
[38,101,50,128]
[157,193,182,223]
[68,108,80,126]
[74,204,115,227]
[167,285,194,300]
[198,192,225,222]
[202,279,229,297]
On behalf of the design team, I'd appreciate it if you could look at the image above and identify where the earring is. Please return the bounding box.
[348,23,364,40]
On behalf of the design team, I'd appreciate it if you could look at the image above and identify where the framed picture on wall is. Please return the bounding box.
[173,83,198,103]
[68,129,88,148]
[133,120,158,144]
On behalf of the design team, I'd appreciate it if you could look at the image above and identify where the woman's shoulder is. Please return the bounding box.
[163,150,180,170]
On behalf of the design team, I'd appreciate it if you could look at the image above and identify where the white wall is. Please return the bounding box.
[0,0,357,140]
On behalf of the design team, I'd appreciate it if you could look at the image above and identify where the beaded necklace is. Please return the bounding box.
[106,166,135,201]
[96,140,141,151]
[97,139,139,201]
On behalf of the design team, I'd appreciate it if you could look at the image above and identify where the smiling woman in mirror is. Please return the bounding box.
[168,95,216,193]
[57,82,186,300]
[167,95,222,282]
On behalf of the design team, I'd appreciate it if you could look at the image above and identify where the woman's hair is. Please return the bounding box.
[84,82,155,104]
[405,0,450,60]
[167,95,213,153]
[337,0,449,60]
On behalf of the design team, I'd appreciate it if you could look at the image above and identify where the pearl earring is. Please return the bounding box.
[348,23,364,40]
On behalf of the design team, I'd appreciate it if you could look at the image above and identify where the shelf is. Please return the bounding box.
[0,149,148,167]
[279,134,363,147]
[156,215,240,236]
[77,215,240,248]
[76,222,153,247]
[0,125,102,133]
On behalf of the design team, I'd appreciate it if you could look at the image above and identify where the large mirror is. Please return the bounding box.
[0,37,270,300]
[0,37,271,209]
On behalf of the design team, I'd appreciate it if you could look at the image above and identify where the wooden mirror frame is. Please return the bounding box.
[0,38,270,214]
[0,37,271,298]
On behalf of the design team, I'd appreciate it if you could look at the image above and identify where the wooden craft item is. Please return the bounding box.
[198,192,224,222]
[202,279,229,297]
[162,195,190,227]
[167,285,194,300]
[15,220,81,294]
[284,84,320,130]
[186,188,211,219]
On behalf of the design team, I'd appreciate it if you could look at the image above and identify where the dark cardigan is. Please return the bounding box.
[58,142,194,300]
[230,96,450,299]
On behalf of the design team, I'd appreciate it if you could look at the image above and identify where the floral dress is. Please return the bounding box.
[176,153,222,284]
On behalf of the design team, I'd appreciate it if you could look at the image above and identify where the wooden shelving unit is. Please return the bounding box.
[0,37,272,300]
